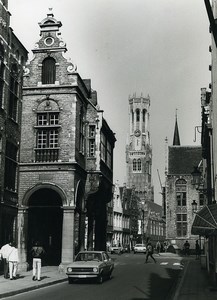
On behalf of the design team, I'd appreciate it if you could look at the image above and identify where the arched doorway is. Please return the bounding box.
[27,188,63,266]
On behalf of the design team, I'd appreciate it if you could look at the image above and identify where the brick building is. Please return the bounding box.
[17,11,115,270]
[0,1,28,247]
[166,117,202,250]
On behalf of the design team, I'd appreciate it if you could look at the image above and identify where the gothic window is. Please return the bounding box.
[142,109,146,132]
[132,158,142,173]
[175,179,187,207]
[136,109,140,122]
[4,141,17,191]
[132,111,134,123]
[8,64,19,121]
[42,57,56,84]
[35,111,60,162]
[133,159,137,171]
[176,214,187,237]
[137,159,142,171]
[0,44,5,107]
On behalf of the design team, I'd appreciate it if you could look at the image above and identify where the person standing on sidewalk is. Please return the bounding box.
[8,242,19,280]
[0,242,12,279]
[145,241,156,264]
[30,241,45,281]
[195,240,200,260]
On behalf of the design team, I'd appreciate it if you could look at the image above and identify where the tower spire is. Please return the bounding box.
[173,109,180,145]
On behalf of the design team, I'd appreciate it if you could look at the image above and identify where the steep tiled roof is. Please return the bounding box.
[168,146,202,175]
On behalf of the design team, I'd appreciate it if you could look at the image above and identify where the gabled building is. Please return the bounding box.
[17,11,115,270]
[0,0,28,247]
[166,117,202,250]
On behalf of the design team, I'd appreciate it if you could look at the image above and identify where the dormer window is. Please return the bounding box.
[42,57,56,84]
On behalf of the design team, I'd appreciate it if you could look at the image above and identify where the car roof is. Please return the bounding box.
[77,251,105,254]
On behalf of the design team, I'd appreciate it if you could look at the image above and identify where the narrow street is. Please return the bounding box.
[5,253,183,300]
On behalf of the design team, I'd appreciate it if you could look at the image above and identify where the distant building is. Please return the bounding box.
[166,116,202,250]
[112,182,123,246]
[0,0,28,246]
[126,94,153,202]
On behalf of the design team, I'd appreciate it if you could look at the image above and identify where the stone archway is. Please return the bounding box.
[27,188,63,266]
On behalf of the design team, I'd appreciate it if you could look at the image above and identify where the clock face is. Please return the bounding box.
[134,129,141,137]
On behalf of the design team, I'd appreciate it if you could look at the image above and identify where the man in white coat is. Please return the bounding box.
[8,242,19,280]
[0,242,12,279]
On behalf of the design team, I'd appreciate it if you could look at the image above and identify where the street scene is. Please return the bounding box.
[1,0,217,299]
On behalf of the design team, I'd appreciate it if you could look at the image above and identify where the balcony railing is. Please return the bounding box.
[35,148,59,162]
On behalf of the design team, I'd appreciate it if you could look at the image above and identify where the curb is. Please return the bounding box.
[0,278,67,299]
[172,260,190,300]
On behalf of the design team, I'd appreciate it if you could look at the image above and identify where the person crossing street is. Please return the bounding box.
[145,241,156,264]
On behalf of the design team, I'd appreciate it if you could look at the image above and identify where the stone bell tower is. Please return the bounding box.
[126,94,153,202]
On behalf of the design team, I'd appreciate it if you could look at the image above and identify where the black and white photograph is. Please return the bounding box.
[0,0,216,299]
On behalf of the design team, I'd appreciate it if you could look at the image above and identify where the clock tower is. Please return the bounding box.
[126,94,153,202]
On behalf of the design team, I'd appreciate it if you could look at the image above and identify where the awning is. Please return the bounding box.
[191,204,217,236]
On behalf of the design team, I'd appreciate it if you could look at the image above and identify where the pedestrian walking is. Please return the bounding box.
[195,240,200,260]
[0,242,12,279]
[183,240,190,256]
[145,241,156,263]
[30,241,45,281]
[156,241,161,255]
[8,242,19,280]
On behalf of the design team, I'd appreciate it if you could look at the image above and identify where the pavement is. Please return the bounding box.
[0,255,216,299]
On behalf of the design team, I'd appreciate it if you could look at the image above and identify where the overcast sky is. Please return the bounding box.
[9,0,211,205]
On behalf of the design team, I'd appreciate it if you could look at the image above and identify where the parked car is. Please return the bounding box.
[66,251,114,284]
[110,245,123,254]
[134,244,146,254]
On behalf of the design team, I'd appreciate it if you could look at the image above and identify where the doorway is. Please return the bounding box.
[27,188,63,266]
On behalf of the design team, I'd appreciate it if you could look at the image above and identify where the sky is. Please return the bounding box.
[9,0,211,205]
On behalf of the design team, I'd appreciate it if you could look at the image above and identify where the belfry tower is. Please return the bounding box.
[126,94,153,202]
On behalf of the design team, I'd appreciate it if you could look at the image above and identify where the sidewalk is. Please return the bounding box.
[173,256,217,300]
[0,266,67,299]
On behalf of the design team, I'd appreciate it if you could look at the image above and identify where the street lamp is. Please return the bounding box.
[191,200,198,213]
[191,166,202,190]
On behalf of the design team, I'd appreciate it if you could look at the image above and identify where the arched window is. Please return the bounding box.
[133,159,137,171]
[143,109,146,122]
[137,159,142,171]
[0,44,5,107]
[42,57,56,84]
[175,179,187,207]
[8,64,19,120]
[136,109,140,122]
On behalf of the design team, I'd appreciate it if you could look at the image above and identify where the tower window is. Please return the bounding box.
[136,109,140,122]
[132,158,142,173]
[42,57,56,84]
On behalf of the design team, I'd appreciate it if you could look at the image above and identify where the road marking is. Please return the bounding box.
[160,262,168,265]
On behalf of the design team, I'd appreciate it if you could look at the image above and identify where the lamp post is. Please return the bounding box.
[191,166,202,189]
[191,200,198,214]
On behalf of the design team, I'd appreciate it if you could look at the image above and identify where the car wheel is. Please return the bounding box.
[68,277,74,284]
[97,274,103,284]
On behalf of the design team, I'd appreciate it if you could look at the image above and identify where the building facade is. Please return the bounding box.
[17,12,115,270]
[0,1,28,247]
[126,94,153,202]
[165,118,202,250]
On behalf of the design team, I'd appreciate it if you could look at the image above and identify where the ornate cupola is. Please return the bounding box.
[33,8,67,54]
